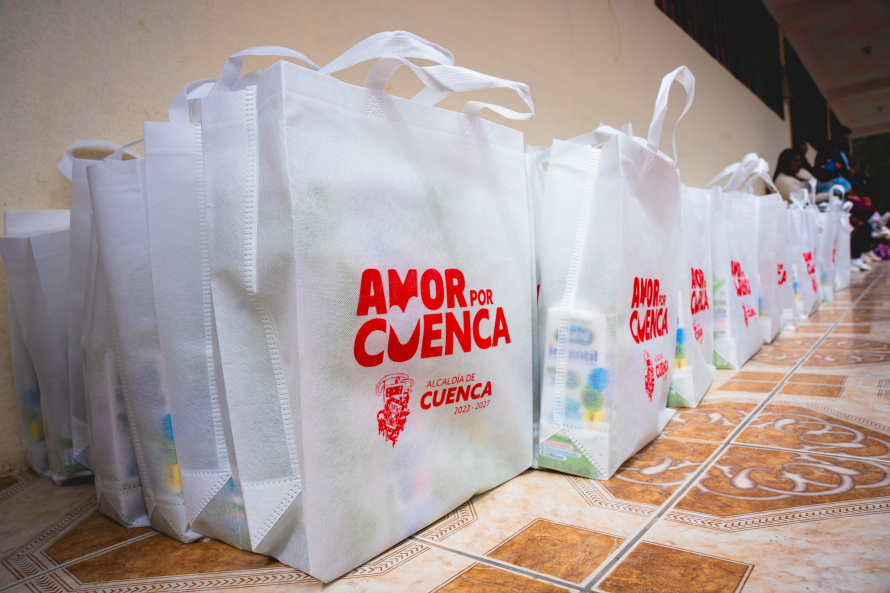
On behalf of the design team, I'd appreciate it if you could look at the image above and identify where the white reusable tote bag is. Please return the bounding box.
[200,34,460,573]
[529,123,630,458]
[0,226,90,483]
[816,195,842,302]
[706,158,764,369]
[2,210,70,477]
[58,140,136,470]
[668,185,716,407]
[708,154,781,344]
[248,53,535,581]
[835,201,854,291]
[777,199,800,330]
[787,190,820,318]
[81,224,149,528]
[538,67,693,480]
[143,75,261,549]
[87,146,201,543]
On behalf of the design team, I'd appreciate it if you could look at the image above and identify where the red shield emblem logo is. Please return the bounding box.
[643,350,654,402]
[376,373,413,447]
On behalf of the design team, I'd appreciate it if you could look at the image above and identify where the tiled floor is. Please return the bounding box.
[2,263,889,593]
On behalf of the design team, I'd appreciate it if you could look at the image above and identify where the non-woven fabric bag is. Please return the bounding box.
[143,75,261,548]
[777,199,800,330]
[537,67,693,480]
[835,201,854,291]
[528,123,630,460]
[668,185,716,407]
[816,196,842,302]
[58,140,136,470]
[81,224,148,527]
[787,190,821,318]
[2,210,70,477]
[708,154,781,344]
[0,225,91,483]
[249,53,535,581]
[200,34,463,574]
[87,146,201,543]
[706,158,764,369]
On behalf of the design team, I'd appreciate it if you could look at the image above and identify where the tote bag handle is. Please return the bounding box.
[321,30,455,106]
[534,124,624,168]
[733,158,780,195]
[168,71,262,124]
[705,152,760,190]
[646,66,695,166]
[57,140,139,181]
[105,138,145,162]
[365,55,534,120]
[211,46,320,95]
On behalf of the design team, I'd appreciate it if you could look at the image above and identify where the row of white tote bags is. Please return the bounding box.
[0,30,854,582]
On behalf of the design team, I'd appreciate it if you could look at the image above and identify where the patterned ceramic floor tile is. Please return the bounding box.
[778,368,889,389]
[700,380,775,403]
[595,541,752,593]
[432,563,573,592]
[2,503,151,587]
[667,445,890,530]
[733,403,890,461]
[4,529,487,593]
[633,509,890,592]
[562,438,718,518]
[414,468,647,575]
[749,337,821,367]
[803,337,890,369]
[485,519,623,584]
[663,400,759,442]
[799,323,871,335]
[0,476,96,580]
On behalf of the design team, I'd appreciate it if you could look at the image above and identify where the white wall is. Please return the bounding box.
[0,0,790,472]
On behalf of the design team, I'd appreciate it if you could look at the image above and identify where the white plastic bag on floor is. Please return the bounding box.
[58,140,136,470]
[777,200,799,330]
[87,145,201,543]
[668,185,716,407]
[0,223,90,483]
[538,67,693,480]
[2,210,69,477]
[835,201,853,291]
[81,225,149,527]
[787,191,820,318]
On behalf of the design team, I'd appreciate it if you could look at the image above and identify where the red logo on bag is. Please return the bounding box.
[630,277,669,344]
[832,248,836,265]
[731,261,751,297]
[354,269,511,367]
[690,268,709,315]
[802,251,816,276]
[376,374,413,447]
[777,263,787,286]
[643,350,654,401]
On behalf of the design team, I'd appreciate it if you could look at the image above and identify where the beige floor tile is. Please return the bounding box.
[663,399,760,442]
[0,530,505,593]
[596,540,752,593]
[0,475,96,574]
[417,464,644,571]
[621,512,890,593]
[735,387,890,456]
